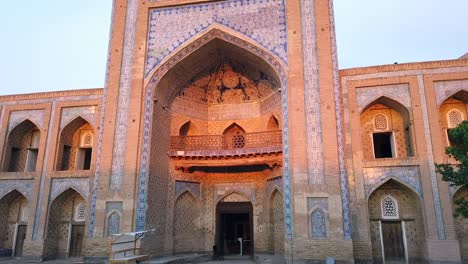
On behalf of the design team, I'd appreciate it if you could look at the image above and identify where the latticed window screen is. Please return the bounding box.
[381,196,399,219]
[448,110,463,128]
[75,203,86,221]
[374,114,388,130]
[232,132,245,148]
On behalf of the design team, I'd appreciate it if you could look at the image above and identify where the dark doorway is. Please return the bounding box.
[373,132,394,158]
[216,202,253,257]
[69,225,84,257]
[381,221,405,262]
[14,225,27,257]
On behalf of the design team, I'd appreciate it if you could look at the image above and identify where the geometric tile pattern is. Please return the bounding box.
[328,0,352,240]
[434,79,468,106]
[145,0,288,76]
[356,84,411,113]
[0,179,33,201]
[300,0,324,185]
[363,166,423,198]
[214,182,256,203]
[59,106,97,129]
[8,110,44,133]
[110,0,139,190]
[50,178,89,202]
[417,75,446,240]
[266,176,283,198]
[175,181,201,199]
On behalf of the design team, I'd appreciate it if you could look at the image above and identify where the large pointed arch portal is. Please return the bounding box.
[135,27,293,242]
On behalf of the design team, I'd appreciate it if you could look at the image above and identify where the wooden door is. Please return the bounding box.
[381,221,405,262]
[69,225,85,257]
[14,225,27,257]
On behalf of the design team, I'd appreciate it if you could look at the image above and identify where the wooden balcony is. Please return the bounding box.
[169,130,282,158]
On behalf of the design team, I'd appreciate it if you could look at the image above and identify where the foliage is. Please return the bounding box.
[435,120,468,217]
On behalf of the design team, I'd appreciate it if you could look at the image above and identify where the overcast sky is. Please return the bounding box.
[0,1,467,95]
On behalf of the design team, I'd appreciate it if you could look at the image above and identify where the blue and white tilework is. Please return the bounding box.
[175,181,201,199]
[434,80,468,106]
[307,198,328,239]
[363,166,423,198]
[88,0,117,238]
[145,0,288,77]
[300,0,324,185]
[110,0,139,190]
[0,180,33,201]
[329,0,352,240]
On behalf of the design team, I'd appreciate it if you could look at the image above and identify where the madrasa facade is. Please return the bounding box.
[0,0,467,263]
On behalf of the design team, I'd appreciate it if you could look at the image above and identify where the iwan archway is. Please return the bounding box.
[137,27,289,257]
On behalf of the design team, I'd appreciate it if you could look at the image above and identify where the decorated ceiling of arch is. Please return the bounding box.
[177,62,276,105]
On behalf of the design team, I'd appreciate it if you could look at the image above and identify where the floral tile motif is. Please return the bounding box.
[145,0,288,77]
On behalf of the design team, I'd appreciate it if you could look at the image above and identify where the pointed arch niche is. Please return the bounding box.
[3,119,40,172]
[360,96,414,160]
[0,190,29,257]
[438,90,468,147]
[56,117,94,171]
[367,179,425,263]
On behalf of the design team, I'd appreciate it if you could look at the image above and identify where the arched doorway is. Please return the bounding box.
[453,186,468,262]
[44,188,86,260]
[0,190,29,257]
[368,179,425,263]
[268,189,284,254]
[216,193,253,257]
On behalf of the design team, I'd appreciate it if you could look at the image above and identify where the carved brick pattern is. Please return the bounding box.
[356,84,411,113]
[329,0,352,240]
[434,80,468,106]
[145,0,287,76]
[270,190,284,253]
[301,0,324,185]
[8,110,44,132]
[110,0,139,190]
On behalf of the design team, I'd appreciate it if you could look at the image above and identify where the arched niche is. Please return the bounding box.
[0,190,29,257]
[367,179,425,263]
[266,115,280,131]
[438,90,468,147]
[179,121,199,136]
[360,96,413,160]
[3,119,40,172]
[56,116,94,171]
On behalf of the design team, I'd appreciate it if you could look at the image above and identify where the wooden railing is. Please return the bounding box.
[170,130,282,151]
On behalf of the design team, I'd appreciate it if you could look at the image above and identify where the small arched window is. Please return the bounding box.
[374,114,388,131]
[381,196,399,219]
[447,109,464,128]
[75,202,86,222]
